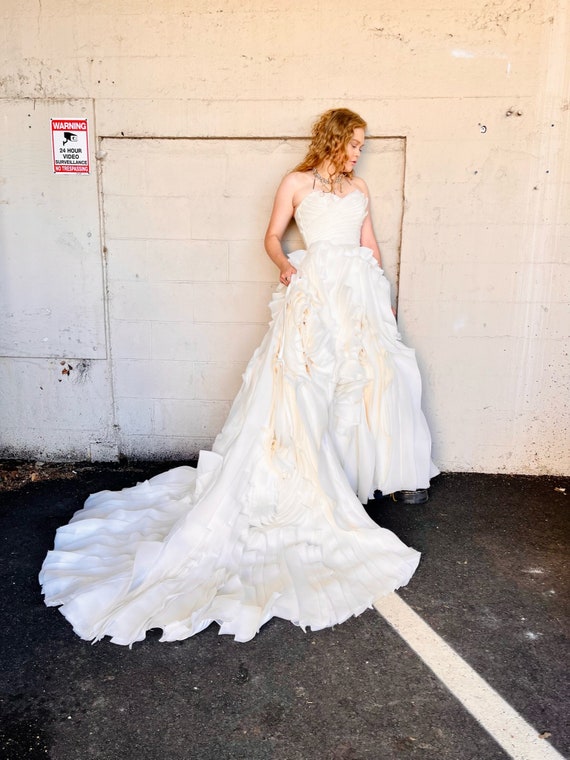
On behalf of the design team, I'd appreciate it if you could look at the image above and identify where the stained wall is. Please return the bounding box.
[1,0,568,473]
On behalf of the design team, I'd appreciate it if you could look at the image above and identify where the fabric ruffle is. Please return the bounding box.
[40,189,435,646]
[40,451,420,645]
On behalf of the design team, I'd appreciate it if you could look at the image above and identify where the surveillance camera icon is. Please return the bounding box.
[63,132,78,146]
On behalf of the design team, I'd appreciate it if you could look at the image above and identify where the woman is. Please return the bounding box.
[40,108,438,645]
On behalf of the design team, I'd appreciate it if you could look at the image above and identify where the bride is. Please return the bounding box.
[40,108,438,645]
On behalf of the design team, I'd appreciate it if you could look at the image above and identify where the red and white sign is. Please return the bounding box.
[51,119,90,174]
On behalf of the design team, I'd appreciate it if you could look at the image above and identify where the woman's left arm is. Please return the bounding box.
[357,181,382,267]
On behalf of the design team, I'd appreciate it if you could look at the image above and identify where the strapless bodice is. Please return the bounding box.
[294,190,367,248]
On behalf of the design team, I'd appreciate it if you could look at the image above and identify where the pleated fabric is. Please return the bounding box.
[40,189,437,645]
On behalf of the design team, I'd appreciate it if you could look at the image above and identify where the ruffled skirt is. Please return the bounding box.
[40,241,437,645]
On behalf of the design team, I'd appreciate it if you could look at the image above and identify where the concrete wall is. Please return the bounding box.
[1,0,568,474]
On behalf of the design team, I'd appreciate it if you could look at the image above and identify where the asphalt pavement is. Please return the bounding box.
[0,462,568,760]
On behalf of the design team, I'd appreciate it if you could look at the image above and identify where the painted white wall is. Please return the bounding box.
[0,0,568,473]
[101,137,404,458]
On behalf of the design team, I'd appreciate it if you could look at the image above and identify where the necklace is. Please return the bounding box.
[312,167,345,191]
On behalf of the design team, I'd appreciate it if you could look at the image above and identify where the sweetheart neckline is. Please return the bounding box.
[294,188,366,215]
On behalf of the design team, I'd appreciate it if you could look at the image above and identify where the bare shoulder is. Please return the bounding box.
[267,172,312,230]
[350,175,370,196]
[276,171,313,208]
[276,171,311,194]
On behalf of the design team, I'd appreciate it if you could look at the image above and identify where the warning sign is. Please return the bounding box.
[51,119,90,174]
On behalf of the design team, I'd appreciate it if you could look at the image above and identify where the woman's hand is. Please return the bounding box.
[279,263,297,286]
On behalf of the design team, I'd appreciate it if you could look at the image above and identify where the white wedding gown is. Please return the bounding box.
[40,189,438,645]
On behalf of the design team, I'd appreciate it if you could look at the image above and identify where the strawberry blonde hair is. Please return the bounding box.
[294,108,367,180]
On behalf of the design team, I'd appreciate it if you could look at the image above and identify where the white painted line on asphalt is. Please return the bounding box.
[374,593,564,760]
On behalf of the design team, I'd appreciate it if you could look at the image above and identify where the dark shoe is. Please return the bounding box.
[391,489,429,505]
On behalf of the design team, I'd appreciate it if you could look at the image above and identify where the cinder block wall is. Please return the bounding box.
[0,0,568,474]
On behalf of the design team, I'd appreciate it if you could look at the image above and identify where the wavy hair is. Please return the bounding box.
[294,108,367,180]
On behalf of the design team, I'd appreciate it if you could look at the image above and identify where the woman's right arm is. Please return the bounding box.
[264,174,300,285]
